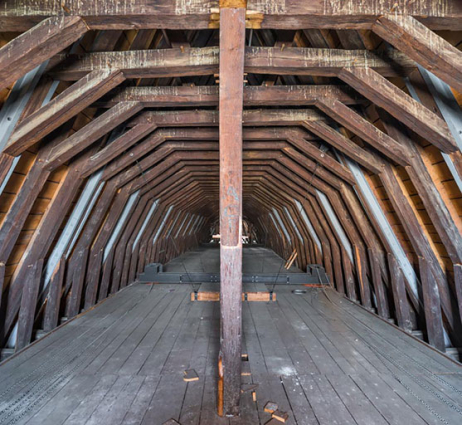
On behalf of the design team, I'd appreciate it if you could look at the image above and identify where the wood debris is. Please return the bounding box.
[183,369,199,382]
[264,401,278,413]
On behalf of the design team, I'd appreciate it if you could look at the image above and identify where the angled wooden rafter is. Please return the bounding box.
[5,70,126,156]
[338,67,457,153]
[372,15,462,94]
[0,16,88,91]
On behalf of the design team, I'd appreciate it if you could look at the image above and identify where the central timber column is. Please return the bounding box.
[218,0,246,417]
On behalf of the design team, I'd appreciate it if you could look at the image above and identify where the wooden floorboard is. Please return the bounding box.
[1,261,461,425]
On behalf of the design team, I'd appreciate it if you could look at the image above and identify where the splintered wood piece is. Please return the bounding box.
[183,369,199,382]
[252,391,257,402]
[272,410,289,423]
[162,420,180,425]
[264,401,279,413]
[241,383,258,393]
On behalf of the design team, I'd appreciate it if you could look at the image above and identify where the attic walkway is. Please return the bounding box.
[0,281,461,424]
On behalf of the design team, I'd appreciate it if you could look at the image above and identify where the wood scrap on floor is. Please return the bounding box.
[272,409,289,423]
[183,369,199,382]
[264,401,278,413]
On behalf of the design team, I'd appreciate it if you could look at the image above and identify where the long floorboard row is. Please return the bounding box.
[0,281,461,425]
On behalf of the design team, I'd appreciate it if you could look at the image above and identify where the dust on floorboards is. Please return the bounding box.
[0,283,461,425]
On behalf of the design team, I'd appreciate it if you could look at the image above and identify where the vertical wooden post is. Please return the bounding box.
[16,259,44,350]
[454,264,462,326]
[419,256,445,351]
[218,0,246,417]
[388,253,412,332]
[368,248,390,318]
[43,257,66,332]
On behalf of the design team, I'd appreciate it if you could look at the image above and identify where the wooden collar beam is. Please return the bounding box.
[1,1,461,31]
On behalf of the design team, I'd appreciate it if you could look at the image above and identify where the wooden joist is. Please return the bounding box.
[372,15,462,94]
[95,85,365,108]
[338,67,458,153]
[5,70,126,156]
[48,47,415,80]
[128,109,325,127]
[0,16,87,91]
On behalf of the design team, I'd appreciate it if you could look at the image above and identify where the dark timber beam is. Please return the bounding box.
[218,0,245,416]
[49,47,415,80]
[1,1,461,30]
[44,102,143,170]
[0,16,87,91]
[338,67,457,153]
[5,70,126,156]
[94,85,365,108]
[372,15,462,94]
[314,97,409,166]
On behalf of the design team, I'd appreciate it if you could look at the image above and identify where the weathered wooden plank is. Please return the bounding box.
[16,259,44,350]
[0,16,87,91]
[218,2,246,417]
[419,257,445,351]
[49,47,415,80]
[339,67,457,153]
[45,101,143,170]
[95,85,364,108]
[5,70,125,156]
[372,15,462,94]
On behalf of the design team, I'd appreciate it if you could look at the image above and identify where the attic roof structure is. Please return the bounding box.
[0,0,462,423]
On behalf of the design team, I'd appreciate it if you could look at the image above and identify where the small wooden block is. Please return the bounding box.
[252,391,257,402]
[183,369,199,382]
[264,401,278,414]
[241,353,249,361]
[162,420,180,425]
[272,410,289,423]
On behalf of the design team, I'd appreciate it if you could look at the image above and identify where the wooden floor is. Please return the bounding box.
[1,283,462,424]
[164,245,302,274]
